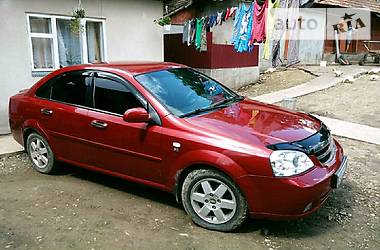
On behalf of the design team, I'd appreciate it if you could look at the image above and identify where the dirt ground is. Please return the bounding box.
[295,74,380,128]
[1,66,379,249]
[237,68,315,97]
[0,136,379,250]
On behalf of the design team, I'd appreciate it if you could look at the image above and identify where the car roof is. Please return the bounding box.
[63,61,186,76]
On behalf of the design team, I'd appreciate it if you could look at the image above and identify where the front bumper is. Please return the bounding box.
[238,140,347,220]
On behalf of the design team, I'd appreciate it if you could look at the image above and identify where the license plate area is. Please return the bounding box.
[331,156,348,189]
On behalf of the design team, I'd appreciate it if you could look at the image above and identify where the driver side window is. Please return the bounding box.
[93,76,143,115]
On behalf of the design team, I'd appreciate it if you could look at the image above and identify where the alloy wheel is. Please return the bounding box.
[29,137,49,169]
[190,178,237,224]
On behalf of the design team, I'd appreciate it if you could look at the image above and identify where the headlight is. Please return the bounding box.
[269,150,314,177]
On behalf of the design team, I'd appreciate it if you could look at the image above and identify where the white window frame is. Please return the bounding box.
[27,13,107,72]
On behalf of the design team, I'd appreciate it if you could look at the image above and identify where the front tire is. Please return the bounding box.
[181,169,248,232]
[26,133,57,174]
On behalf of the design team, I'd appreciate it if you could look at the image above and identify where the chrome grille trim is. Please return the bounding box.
[316,140,334,160]
[314,139,336,165]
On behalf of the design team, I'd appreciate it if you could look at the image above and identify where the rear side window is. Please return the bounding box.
[35,78,55,99]
[94,76,143,115]
[36,71,92,107]
[51,73,90,106]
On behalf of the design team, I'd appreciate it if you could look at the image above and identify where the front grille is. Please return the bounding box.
[311,136,336,165]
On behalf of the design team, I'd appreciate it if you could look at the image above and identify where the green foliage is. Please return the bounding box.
[155,16,171,26]
[70,8,85,35]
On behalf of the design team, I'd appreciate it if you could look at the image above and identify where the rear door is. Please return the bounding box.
[85,72,163,183]
[35,70,93,164]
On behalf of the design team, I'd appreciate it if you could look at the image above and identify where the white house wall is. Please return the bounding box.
[0,0,163,134]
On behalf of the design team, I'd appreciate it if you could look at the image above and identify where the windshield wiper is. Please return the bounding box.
[179,95,244,118]
[179,106,221,118]
[211,95,244,107]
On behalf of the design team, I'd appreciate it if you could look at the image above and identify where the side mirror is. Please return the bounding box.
[123,108,151,123]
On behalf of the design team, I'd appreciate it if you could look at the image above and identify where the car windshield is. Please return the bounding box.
[134,68,240,117]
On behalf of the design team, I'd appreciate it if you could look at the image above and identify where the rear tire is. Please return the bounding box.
[26,133,57,174]
[181,169,248,232]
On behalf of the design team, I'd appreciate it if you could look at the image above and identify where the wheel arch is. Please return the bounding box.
[22,120,50,150]
[170,150,249,205]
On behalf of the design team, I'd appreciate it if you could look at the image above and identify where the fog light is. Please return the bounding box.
[303,202,313,212]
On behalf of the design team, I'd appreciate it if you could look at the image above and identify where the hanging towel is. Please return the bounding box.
[263,0,280,59]
[195,18,204,49]
[232,3,254,53]
[249,0,268,45]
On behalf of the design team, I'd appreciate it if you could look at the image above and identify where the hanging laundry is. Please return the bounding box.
[249,0,268,45]
[208,15,217,28]
[271,0,288,67]
[263,0,280,59]
[232,3,254,53]
[222,10,227,22]
[286,0,300,66]
[229,6,238,19]
[200,18,208,51]
[225,7,231,21]
[187,19,193,46]
[216,12,223,25]
[182,20,189,44]
[195,18,204,50]
[189,19,196,45]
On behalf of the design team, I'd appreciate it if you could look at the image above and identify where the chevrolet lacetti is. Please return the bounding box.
[9,62,348,231]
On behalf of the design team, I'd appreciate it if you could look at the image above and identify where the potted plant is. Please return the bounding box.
[70,8,85,35]
[154,16,171,31]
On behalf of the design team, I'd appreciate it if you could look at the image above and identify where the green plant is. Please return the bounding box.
[70,8,85,35]
[154,16,171,26]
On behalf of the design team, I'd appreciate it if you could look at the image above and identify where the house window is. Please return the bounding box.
[27,14,106,71]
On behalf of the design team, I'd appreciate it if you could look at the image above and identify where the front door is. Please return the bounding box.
[85,72,163,183]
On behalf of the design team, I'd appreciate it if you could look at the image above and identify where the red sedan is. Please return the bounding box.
[9,62,347,231]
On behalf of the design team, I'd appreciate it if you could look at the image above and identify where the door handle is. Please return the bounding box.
[91,120,108,129]
[41,108,53,116]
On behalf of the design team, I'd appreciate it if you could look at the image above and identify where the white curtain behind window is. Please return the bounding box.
[86,21,103,63]
[57,19,82,67]
[29,17,53,69]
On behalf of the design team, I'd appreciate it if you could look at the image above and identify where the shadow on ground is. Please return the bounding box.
[55,161,355,238]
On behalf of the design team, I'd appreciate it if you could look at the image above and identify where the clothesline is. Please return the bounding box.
[182,1,268,53]
[182,0,301,68]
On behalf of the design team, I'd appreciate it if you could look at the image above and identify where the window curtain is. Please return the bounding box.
[57,19,82,67]
[86,22,102,63]
[31,37,53,69]
[30,17,53,69]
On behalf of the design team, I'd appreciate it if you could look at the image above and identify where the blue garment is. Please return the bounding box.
[231,3,254,53]
[203,81,223,96]
[208,15,217,28]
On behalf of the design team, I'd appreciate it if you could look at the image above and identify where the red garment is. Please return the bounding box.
[249,0,268,45]
[225,7,230,20]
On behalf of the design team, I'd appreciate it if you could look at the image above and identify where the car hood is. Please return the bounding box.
[184,99,321,147]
